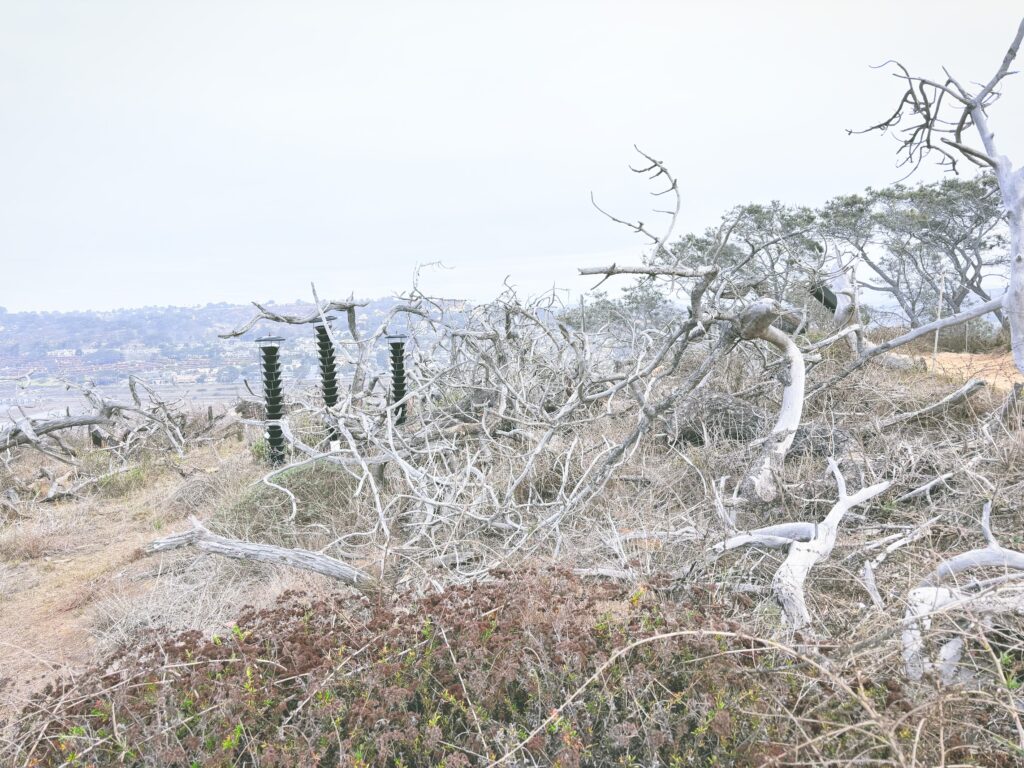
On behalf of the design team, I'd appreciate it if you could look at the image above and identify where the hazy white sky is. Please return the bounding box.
[1,1,1022,312]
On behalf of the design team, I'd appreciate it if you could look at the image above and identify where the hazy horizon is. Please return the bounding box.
[3,1,1022,313]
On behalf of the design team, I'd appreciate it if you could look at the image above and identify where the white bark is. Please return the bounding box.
[0,414,112,452]
[147,516,375,590]
[578,263,718,279]
[739,300,806,502]
[859,514,942,609]
[772,464,890,630]
[714,522,817,553]
[961,27,1024,374]
[903,583,1024,682]
[879,378,986,429]
[986,138,1024,374]
[902,502,1024,681]
[809,295,1006,396]
[826,254,857,334]
[717,461,890,631]
[821,254,919,370]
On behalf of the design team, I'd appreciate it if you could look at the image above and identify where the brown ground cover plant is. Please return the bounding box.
[7,569,1021,767]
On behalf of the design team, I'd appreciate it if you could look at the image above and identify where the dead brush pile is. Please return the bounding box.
[7,275,1024,765]
[2,360,1024,765]
[8,568,1020,768]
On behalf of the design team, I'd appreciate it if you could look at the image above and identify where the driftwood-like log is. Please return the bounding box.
[737,299,806,502]
[880,379,985,429]
[717,460,890,631]
[902,502,1024,681]
[714,522,817,553]
[0,415,112,452]
[146,516,375,590]
[772,463,890,630]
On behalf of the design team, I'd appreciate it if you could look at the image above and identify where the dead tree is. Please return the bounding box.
[3,378,186,458]
[717,460,890,632]
[218,300,367,339]
[1,377,191,498]
[902,502,1024,683]
[807,249,920,370]
[147,516,374,591]
[859,17,1024,372]
[584,149,819,503]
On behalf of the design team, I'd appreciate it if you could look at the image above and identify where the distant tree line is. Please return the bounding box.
[570,175,1007,352]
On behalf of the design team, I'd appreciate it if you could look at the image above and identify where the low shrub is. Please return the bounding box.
[8,569,1019,767]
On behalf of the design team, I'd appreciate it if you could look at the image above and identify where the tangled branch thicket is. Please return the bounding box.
[6,259,1024,764]
[5,18,1024,768]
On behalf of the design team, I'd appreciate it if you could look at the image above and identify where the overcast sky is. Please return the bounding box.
[1,1,1022,312]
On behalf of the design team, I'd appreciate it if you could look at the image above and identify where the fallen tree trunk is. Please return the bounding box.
[714,522,817,553]
[736,299,806,502]
[879,378,986,429]
[717,460,890,632]
[772,463,890,631]
[808,295,1006,397]
[146,516,376,591]
[0,415,112,451]
[902,502,1024,682]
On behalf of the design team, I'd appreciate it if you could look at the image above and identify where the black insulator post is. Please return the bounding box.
[257,336,286,465]
[809,283,838,313]
[387,335,407,425]
[314,323,340,442]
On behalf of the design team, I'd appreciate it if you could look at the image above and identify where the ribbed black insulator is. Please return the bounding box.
[260,345,286,466]
[314,325,341,443]
[389,340,407,425]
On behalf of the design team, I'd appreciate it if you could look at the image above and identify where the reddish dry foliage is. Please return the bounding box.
[6,569,1018,767]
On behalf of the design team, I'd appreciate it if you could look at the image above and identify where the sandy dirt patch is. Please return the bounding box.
[924,350,1023,392]
[0,443,251,719]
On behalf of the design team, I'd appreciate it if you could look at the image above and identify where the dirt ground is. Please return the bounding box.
[0,498,160,712]
[925,350,1024,391]
[0,442,262,719]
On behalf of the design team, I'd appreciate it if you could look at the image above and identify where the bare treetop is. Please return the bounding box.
[856,18,1024,175]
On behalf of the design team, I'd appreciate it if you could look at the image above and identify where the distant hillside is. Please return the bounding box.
[0,299,396,390]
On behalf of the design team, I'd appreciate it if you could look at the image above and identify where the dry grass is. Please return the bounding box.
[0,527,67,562]
[0,500,94,564]
[0,439,264,713]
